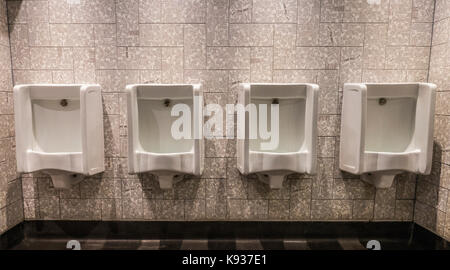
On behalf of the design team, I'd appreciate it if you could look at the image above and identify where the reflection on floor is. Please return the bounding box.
[10,237,436,250]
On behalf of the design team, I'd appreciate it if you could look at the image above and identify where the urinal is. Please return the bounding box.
[126,84,203,189]
[340,83,436,188]
[237,83,319,189]
[14,84,105,189]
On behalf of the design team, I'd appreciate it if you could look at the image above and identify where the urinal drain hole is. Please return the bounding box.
[60,99,68,107]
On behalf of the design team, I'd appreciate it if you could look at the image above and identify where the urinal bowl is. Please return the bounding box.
[127,84,204,189]
[340,83,436,188]
[237,83,319,189]
[14,84,105,189]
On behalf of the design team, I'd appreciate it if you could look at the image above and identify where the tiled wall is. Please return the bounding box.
[415,0,450,241]
[0,0,23,234]
[3,0,439,225]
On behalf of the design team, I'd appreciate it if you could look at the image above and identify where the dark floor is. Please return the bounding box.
[9,237,436,250]
[2,221,449,250]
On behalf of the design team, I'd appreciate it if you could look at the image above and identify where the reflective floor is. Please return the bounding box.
[10,237,440,250]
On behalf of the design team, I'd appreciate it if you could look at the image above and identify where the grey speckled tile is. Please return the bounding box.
[352,200,374,220]
[311,199,352,220]
[230,0,252,23]
[206,0,228,46]
[227,199,268,220]
[247,178,290,200]
[268,200,290,220]
[207,47,250,70]
[252,0,297,23]
[374,185,397,220]
[39,197,60,220]
[60,199,102,220]
[185,199,206,220]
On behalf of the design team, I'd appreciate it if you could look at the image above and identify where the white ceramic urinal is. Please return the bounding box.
[237,83,319,189]
[14,84,105,189]
[340,83,436,188]
[127,84,203,189]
